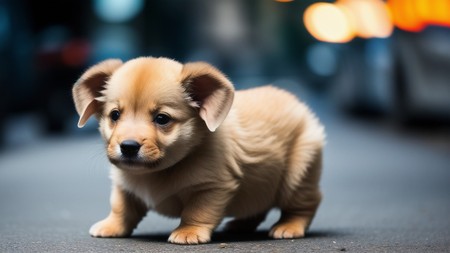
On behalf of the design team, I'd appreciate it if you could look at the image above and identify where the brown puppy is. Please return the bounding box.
[72,57,325,244]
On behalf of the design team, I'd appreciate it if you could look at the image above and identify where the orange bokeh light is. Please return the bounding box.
[388,0,450,32]
[304,2,355,43]
[304,0,393,43]
[338,0,393,38]
[303,0,450,43]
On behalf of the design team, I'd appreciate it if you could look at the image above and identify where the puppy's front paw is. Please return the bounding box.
[168,225,211,244]
[89,218,131,238]
[269,223,305,239]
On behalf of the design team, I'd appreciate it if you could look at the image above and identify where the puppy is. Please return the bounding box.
[72,57,325,244]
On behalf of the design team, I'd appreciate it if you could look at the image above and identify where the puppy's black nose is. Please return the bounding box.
[120,140,141,158]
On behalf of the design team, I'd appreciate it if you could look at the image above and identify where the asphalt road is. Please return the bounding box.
[1,96,450,252]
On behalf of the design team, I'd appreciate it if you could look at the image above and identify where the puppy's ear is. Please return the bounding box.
[181,62,235,132]
[72,59,122,128]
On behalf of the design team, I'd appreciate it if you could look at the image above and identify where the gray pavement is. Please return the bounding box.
[1,106,450,252]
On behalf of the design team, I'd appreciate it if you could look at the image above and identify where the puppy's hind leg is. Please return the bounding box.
[270,150,322,239]
[90,184,148,238]
[269,195,321,239]
[223,211,268,233]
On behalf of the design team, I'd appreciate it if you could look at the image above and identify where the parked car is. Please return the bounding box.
[330,26,450,125]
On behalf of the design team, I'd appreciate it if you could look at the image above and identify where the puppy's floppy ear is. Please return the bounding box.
[181,62,235,132]
[72,59,122,128]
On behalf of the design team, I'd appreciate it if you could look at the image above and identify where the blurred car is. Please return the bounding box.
[330,27,450,125]
[393,27,450,123]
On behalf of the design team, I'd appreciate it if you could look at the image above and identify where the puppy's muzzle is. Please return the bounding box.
[120,140,141,158]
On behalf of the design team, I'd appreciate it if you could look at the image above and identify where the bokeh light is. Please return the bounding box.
[304,0,393,43]
[338,0,393,38]
[388,0,450,32]
[306,43,338,77]
[303,2,355,43]
[94,0,144,23]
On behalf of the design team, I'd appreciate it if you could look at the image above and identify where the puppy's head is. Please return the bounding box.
[72,57,234,173]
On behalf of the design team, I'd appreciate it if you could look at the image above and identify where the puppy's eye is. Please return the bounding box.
[154,114,172,126]
[110,110,120,122]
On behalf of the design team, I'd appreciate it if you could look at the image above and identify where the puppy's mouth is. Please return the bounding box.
[109,156,162,169]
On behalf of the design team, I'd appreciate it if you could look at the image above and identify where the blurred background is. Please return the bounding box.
[0,0,449,147]
[0,1,450,251]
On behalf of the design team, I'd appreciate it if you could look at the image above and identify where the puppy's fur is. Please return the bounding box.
[72,57,325,244]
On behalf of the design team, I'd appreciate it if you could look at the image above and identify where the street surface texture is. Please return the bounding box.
[1,87,449,252]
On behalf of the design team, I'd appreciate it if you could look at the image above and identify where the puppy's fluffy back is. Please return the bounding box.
[218,85,325,217]
[228,85,324,164]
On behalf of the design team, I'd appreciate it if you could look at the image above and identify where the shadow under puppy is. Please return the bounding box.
[72,57,325,244]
